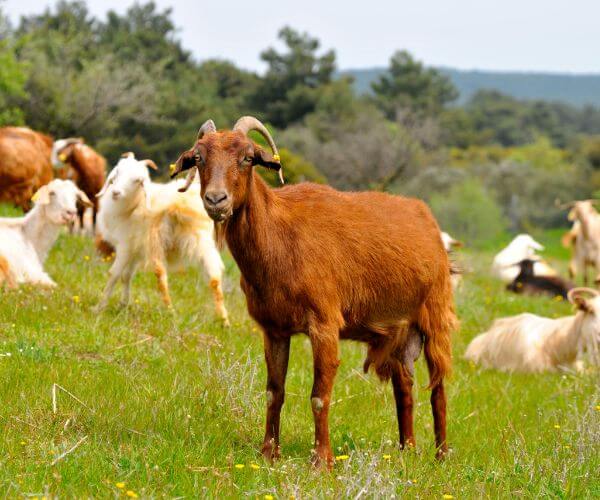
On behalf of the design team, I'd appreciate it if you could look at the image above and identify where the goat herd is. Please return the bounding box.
[0,117,598,468]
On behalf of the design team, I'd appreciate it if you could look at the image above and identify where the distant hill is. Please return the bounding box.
[339,67,600,107]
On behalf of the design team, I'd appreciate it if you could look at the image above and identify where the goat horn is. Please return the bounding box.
[233,116,284,184]
[121,152,135,159]
[178,168,196,192]
[567,287,600,303]
[197,119,217,141]
[142,159,159,171]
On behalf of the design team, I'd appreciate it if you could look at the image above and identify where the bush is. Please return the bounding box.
[430,179,507,248]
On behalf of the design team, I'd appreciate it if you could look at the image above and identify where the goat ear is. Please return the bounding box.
[170,150,196,178]
[254,148,284,184]
[32,185,51,205]
[77,189,93,208]
[97,170,116,198]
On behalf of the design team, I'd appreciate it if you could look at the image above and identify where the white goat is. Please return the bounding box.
[491,234,557,283]
[441,231,463,289]
[465,288,600,372]
[95,153,229,324]
[0,179,92,287]
[564,201,600,284]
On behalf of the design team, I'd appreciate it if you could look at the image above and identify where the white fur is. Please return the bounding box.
[465,296,600,372]
[0,179,87,286]
[566,202,600,283]
[491,234,557,282]
[95,154,228,323]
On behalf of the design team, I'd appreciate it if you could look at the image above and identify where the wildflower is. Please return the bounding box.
[234,464,245,469]
[20,441,26,445]
[554,424,561,429]
[72,295,80,304]
[595,405,600,411]
[382,454,391,460]
[84,255,90,261]
[250,463,260,470]
[443,495,454,499]
[264,495,274,500]
[335,455,349,461]
[126,491,138,498]
[115,482,125,489]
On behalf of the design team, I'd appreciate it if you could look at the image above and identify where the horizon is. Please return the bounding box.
[5,0,600,75]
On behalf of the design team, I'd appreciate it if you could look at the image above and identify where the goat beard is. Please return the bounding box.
[213,220,228,251]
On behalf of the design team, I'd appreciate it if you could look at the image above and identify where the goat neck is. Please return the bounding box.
[22,204,63,263]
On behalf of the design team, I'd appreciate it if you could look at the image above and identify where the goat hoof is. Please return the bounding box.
[310,450,334,471]
[435,446,450,461]
[260,443,280,462]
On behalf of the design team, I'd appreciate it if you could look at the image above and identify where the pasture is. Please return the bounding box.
[0,220,598,498]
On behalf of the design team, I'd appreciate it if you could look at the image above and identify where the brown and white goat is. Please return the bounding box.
[52,138,107,229]
[172,117,457,467]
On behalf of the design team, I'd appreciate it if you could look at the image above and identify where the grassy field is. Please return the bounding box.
[0,218,598,498]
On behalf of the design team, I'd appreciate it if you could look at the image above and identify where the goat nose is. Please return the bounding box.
[66,210,77,217]
[204,190,229,207]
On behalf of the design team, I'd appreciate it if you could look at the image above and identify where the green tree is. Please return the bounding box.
[249,27,337,127]
[371,50,458,119]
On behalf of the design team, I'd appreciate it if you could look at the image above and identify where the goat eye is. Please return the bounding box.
[49,191,56,197]
[242,156,253,165]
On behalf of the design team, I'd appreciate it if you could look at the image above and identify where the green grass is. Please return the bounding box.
[0,219,598,498]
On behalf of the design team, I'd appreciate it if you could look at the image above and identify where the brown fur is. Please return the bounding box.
[174,124,457,466]
[0,255,16,289]
[0,127,54,210]
[56,143,106,227]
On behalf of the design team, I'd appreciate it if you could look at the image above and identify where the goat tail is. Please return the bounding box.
[418,276,457,390]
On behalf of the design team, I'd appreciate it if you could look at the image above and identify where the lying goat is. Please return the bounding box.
[0,179,92,287]
[465,287,600,372]
[492,234,557,283]
[95,153,229,324]
[507,259,574,299]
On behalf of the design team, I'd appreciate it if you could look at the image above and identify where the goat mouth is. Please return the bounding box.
[206,207,232,222]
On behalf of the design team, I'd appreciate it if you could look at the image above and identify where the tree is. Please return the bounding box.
[249,27,337,128]
[371,50,458,119]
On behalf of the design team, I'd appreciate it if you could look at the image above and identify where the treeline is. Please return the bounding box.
[1,1,600,240]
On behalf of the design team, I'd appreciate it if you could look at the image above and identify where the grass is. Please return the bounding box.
[0,213,598,498]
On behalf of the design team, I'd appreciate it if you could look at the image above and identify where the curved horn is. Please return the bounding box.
[197,119,217,141]
[567,287,600,304]
[142,159,158,171]
[233,116,283,184]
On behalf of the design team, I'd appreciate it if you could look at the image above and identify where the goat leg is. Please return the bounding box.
[309,324,339,470]
[261,333,290,462]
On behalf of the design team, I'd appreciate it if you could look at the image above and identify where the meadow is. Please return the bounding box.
[0,217,598,498]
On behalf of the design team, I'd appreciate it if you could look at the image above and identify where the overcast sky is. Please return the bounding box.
[5,0,599,74]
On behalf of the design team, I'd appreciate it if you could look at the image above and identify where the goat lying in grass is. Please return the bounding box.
[94,153,229,324]
[507,259,574,299]
[465,287,600,372]
[492,234,557,283]
[0,179,92,287]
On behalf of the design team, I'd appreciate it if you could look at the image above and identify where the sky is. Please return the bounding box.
[4,0,600,74]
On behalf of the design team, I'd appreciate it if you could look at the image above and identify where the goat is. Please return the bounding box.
[441,232,463,289]
[94,153,229,325]
[562,201,600,285]
[172,116,457,467]
[0,127,54,211]
[507,259,574,299]
[491,234,557,283]
[52,138,107,230]
[0,179,92,287]
[465,287,600,372]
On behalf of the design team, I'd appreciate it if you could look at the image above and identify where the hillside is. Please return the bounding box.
[340,67,600,106]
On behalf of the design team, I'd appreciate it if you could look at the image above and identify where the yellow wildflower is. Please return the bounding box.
[554,424,561,429]
[595,405,600,411]
[234,463,245,469]
[84,255,90,261]
[72,295,80,304]
[264,495,274,500]
[335,455,349,461]
[126,491,138,498]
[250,463,260,470]
[443,495,454,499]
[382,454,391,460]
[115,482,125,489]
[20,441,26,445]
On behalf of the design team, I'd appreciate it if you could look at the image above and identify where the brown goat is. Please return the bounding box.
[0,127,54,211]
[53,139,106,228]
[173,117,457,468]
